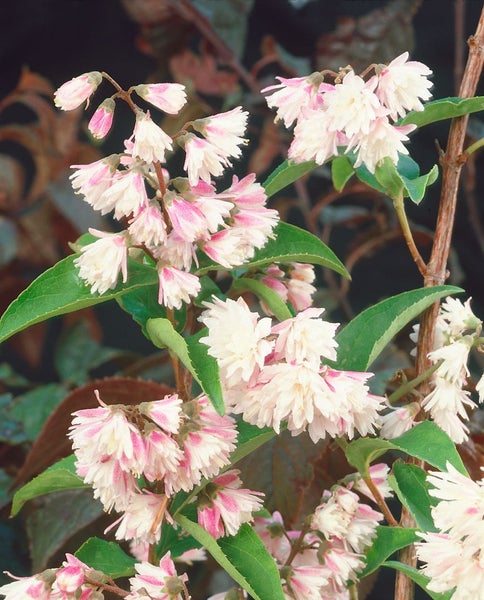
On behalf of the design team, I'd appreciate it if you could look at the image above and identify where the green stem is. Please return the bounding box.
[393,196,427,278]
[465,136,484,155]
[388,360,443,404]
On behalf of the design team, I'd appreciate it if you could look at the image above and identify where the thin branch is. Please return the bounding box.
[393,196,428,278]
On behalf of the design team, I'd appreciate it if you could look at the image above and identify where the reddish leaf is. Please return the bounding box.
[12,378,174,488]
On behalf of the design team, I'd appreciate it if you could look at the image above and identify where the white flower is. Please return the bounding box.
[74,229,129,295]
[440,297,482,337]
[182,133,230,186]
[428,340,471,384]
[324,70,386,138]
[70,155,118,212]
[54,71,102,110]
[376,52,433,120]
[477,373,484,403]
[0,572,54,600]
[101,169,148,220]
[128,204,167,247]
[111,491,168,544]
[199,296,274,386]
[350,118,416,173]
[288,107,342,165]
[157,265,201,309]
[193,106,248,159]
[380,402,420,439]
[283,564,329,600]
[127,553,188,600]
[271,307,339,368]
[132,111,173,163]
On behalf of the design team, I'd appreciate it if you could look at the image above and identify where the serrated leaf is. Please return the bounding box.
[75,537,136,579]
[0,255,158,344]
[360,526,419,577]
[186,329,224,415]
[334,286,463,371]
[175,516,285,600]
[197,223,349,278]
[383,561,454,600]
[11,455,86,517]
[345,421,467,477]
[231,278,293,321]
[389,462,436,532]
[399,96,484,128]
[331,155,355,191]
[263,159,317,198]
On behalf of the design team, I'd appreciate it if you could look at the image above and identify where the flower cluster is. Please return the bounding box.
[0,552,189,600]
[263,52,432,173]
[55,72,278,309]
[415,463,484,599]
[387,297,484,443]
[199,297,385,442]
[253,466,389,599]
[69,391,237,545]
[254,262,316,315]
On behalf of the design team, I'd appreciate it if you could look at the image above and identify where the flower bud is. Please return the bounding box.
[54,71,102,111]
[88,98,115,139]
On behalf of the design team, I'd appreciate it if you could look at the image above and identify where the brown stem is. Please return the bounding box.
[362,474,398,526]
[395,8,484,600]
[283,523,311,566]
[101,72,139,113]
[84,576,129,598]
[153,160,168,196]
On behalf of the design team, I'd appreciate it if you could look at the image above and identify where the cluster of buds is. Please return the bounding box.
[54,72,279,309]
[263,52,433,173]
[382,298,484,443]
[248,464,391,600]
[199,297,385,442]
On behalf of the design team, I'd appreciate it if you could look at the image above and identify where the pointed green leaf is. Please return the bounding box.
[146,318,196,377]
[398,96,484,128]
[11,455,86,517]
[263,159,317,198]
[360,526,419,577]
[390,421,467,475]
[374,157,405,200]
[231,419,277,464]
[175,516,285,600]
[401,164,439,204]
[373,155,438,204]
[334,286,463,371]
[196,223,349,278]
[0,255,158,344]
[383,561,454,600]
[186,329,224,415]
[75,538,136,579]
[231,278,293,321]
[345,422,467,478]
[389,462,436,532]
[116,283,169,336]
[331,156,354,191]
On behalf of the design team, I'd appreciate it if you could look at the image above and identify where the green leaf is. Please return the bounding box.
[401,164,439,205]
[186,329,224,415]
[197,223,349,278]
[11,455,86,517]
[231,278,293,321]
[331,155,355,191]
[0,255,158,344]
[175,516,285,600]
[373,155,438,204]
[334,286,463,371]
[156,519,202,560]
[389,462,436,532]
[116,283,169,336]
[399,96,484,128]
[146,317,194,373]
[360,526,419,577]
[383,561,454,600]
[345,421,467,478]
[390,421,467,475]
[75,537,136,579]
[374,157,405,199]
[231,419,277,465]
[263,159,317,198]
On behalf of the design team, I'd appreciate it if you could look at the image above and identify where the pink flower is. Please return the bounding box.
[282,564,329,600]
[353,463,394,502]
[289,107,342,165]
[54,554,90,595]
[139,394,182,434]
[164,192,209,242]
[101,169,149,220]
[132,111,173,164]
[157,265,201,309]
[181,133,230,186]
[376,52,433,120]
[143,427,183,482]
[70,155,118,211]
[197,469,264,538]
[54,71,102,110]
[127,552,188,600]
[224,173,267,209]
[134,83,187,114]
[88,98,115,139]
[201,228,255,269]
[155,230,195,271]
[74,229,129,295]
[380,402,420,439]
[193,107,248,159]
[0,572,53,600]
[199,296,273,386]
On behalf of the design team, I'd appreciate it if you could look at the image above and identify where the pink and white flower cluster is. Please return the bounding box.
[390,297,484,443]
[69,391,237,545]
[0,552,189,600]
[416,463,484,599]
[199,297,385,442]
[254,466,389,599]
[263,52,433,173]
[55,73,279,309]
[257,262,316,315]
